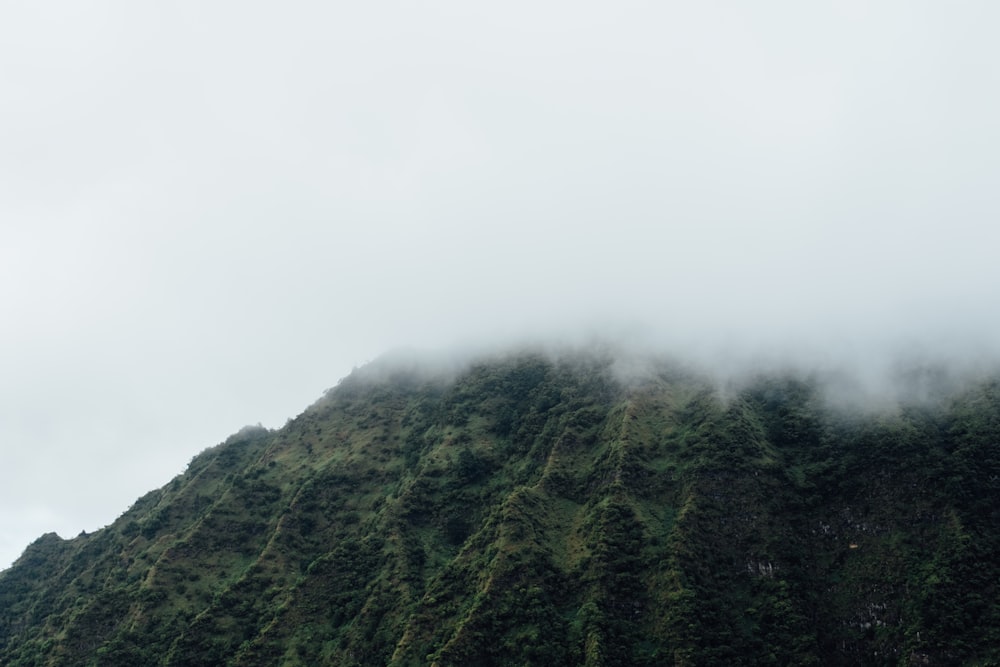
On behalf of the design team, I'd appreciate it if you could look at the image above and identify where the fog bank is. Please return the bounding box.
[4,1,1000,570]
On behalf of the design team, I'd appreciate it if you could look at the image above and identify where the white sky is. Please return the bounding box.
[3,1,1000,569]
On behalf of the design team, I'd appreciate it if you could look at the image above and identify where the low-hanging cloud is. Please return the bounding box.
[2,1,1000,570]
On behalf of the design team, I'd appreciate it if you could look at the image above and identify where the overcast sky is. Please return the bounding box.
[3,1,1000,569]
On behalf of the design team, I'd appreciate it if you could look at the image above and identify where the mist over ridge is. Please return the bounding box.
[5,314,1000,664]
[4,0,1000,597]
[342,319,1000,416]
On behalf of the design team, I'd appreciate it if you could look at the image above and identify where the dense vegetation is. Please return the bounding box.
[2,348,999,666]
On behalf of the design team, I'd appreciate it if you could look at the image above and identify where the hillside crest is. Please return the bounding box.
[2,349,999,665]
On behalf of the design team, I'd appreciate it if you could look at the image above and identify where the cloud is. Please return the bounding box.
[3,1,1000,570]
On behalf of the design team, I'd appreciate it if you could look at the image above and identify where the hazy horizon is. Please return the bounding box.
[3,1,1000,570]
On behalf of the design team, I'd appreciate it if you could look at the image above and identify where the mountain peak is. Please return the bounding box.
[2,349,999,664]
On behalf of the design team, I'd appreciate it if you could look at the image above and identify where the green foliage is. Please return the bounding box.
[2,351,1000,665]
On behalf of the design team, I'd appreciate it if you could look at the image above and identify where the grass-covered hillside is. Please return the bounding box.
[2,349,999,666]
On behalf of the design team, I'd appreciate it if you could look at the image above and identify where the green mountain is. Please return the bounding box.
[2,348,999,666]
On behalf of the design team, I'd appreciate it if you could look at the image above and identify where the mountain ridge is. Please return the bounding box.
[2,348,999,665]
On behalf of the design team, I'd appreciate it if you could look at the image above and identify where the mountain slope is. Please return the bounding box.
[2,349,999,666]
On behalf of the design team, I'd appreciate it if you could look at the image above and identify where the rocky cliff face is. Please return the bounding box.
[2,350,999,666]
